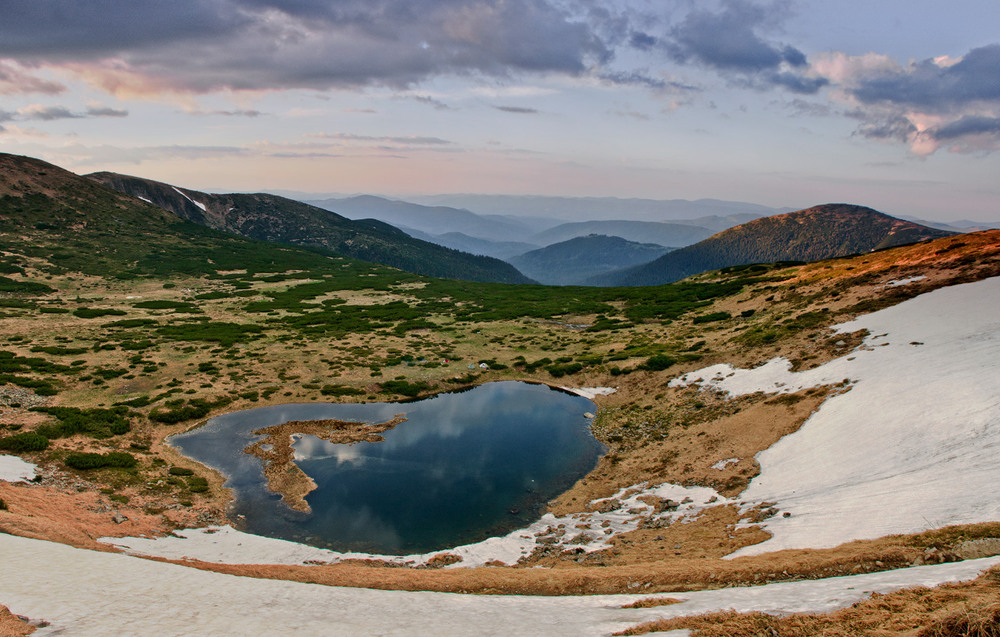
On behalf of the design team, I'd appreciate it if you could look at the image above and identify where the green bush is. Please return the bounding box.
[692,311,732,324]
[186,476,209,492]
[168,466,194,476]
[73,307,127,319]
[545,362,583,378]
[0,431,49,452]
[65,451,137,470]
[641,354,676,371]
[320,384,364,397]
[149,398,211,424]
[379,379,431,397]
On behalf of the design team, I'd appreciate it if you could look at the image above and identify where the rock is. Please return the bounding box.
[955,537,1000,560]
[111,512,128,524]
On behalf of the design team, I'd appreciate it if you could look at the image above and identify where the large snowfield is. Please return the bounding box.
[2,275,1000,635]
[1,532,998,636]
[671,275,1000,556]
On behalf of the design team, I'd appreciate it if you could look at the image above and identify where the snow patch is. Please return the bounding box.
[563,387,617,400]
[4,532,999,636]
[883,275,927,287]
[0,454,36,482]
[172,186,207,211]
[711,458,739,470]
[672,276,1000,557]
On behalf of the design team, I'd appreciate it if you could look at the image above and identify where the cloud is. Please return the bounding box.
[186,109,263,117]
[0,0,610,94]
[849,45,1000,111]
[656,0,822,94]
[494,105,539,114]
[7,104,129,121]
[0,61,65,95]
[310,132,453,145]
[596,70,697,92]
[814,44,1000,155]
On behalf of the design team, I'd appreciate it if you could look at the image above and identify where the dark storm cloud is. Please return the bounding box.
[850,44,1000,111]
[0,0,609,92]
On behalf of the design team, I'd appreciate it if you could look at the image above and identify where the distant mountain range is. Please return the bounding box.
[406,194,794,223]
[587,204,956,286]
[305,195,763,269]
[507,235,672,286]
[88,173,534,284]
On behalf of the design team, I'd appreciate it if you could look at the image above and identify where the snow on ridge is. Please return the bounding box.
[672,276,1000,557]
[0,454,36,482]
[172,186,207,211]
[103,482,729,568]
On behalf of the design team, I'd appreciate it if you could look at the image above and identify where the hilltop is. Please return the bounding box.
[589,204,955,286]
[507,234,671,285]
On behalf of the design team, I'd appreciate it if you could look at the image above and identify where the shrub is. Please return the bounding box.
[73,307,128,319]
[641,354,676,371]
[320,384,364,397]
[0,431,49,452]
[692,311,732,324]
[186,476,209,493]
[168,466,194,476]
[545,362,583,378]
[65,451,137,470]
[379,380,431,397]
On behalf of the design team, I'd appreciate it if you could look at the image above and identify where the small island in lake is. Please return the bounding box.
[244,415,407,512]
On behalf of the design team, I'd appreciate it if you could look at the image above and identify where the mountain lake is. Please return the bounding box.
[168,381,605,555]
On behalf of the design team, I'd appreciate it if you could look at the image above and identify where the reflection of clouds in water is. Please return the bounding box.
[293,436,368,466]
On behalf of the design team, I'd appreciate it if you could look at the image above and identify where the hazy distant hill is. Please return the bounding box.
[508,235,671,286]
[399,228,540,260]
[588,204,956,287]
[410,194,793,223]
[529,220,714,248]
[88,174,534,284]
[306,195,538,243]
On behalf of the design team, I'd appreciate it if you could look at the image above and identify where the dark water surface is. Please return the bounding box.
[169,382,604,554]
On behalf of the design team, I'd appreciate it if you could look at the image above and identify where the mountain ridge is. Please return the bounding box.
[87,172,534,284]
[588,204,956,286]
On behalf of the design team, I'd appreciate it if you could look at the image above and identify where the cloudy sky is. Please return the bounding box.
[1,0,999,221]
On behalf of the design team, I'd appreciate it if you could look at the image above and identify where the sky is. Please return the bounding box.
[1,0,999,222]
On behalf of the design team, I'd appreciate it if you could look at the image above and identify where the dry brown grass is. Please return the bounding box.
[0,605,34,637]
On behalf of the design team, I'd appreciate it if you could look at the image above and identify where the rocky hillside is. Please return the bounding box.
[87,172,534,284]
[588,204,955,286]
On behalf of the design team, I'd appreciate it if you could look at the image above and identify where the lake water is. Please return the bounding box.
[169,382,604,554]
